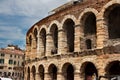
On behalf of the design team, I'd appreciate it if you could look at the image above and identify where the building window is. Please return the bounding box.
[18,61,19,66]
[9,60,13,65]
[1,53,5,57]
[14,55,16,58]
[0,66,4,69]
[8,67,12,70]
[22,56,24,59]
[86,39,92,49]
[10,54,12,57]
[14,61,16,65]
[18,56,20,58]
[0,59,4,64]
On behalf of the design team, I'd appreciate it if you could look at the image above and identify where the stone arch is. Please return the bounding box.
[62,18,75,52]
[48,21,60,55]
[38,65,44,80]
[32,25,39,49]
[38,25,47,35]
[28,33,33,47]
[48,20,60,32]
[79,8,98,20]
[80,61,98,80]
[38,26,47,56]
[61,14,77,26]
[27,67,30,80]
[79,8,98,50]
[31,65,36,80]
[102,2,120,39]
[48,64,57,80]
[49,23,58,55]
[105,60,120,76]
[62,62,74,80]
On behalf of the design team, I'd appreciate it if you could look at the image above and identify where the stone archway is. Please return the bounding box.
[32,66,36,80]
[38,65,44,80]
[63,19,75,52]
[106,61,120,76]
[33,28,38,48]
[39,28,46,56]
[27,67,30,80]
[80,62,98,80]
[62,63,74,80]
[80,12,97,50]
[50,24,58,55]
[104,4,120,39]
[48,64,57,80]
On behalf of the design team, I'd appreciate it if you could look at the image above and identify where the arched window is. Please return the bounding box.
[84,13,96,36]
[50,24,58,54]
[38,65,44,80]
[48,64,57,80]
[81,62,98,80]
[32,66,36,80]
[34,28,38,47]
[40,29,46,55]
[106,61,120,75]
[27,67,30,80]
[107,5,120,39]
[63,19,75,52]
[29,35,32,46]
[86,39,92,49]
[62,63,74,80]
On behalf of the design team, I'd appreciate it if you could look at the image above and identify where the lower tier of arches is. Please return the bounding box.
[24,53,120,80]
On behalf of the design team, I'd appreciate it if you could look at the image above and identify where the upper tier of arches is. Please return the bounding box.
[26,0,120,59]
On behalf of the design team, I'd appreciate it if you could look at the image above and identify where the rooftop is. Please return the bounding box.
[0,45,24,55]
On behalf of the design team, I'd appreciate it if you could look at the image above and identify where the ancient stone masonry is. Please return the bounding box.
[24,0,120,80]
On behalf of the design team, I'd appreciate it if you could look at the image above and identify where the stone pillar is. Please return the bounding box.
[24,71,27,80]
[58,29,67,54]
[30,72,33,80]
[37,36,41,58]
[74,69,81,80]
[98,67,106,80]
[35,72,40,80]
[31,38,37,59]
[97,18,108,48]
[44,73,51,80]
[57,72,64,80]
[74,24,81,52]
[46,33,53,56]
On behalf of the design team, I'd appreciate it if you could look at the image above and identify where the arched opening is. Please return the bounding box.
[8,72,11,77]
[29,35,32,46]
[34,28,38,48]
[27,67,30,80]
[38,65,44,80]
[81,12,96,50]
[106,5,120,39]
[86,39,92,49]
[50,24,58,54]
[32,66,36,80]
[40,29,46,56]
[63,19,75,52]
[81,62,98,80]
[48,64,57,80]
[106,61,120,76]
[84,13,96,36]
[62,63,74,80]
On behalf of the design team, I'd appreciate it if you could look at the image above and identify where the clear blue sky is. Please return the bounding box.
[0,0,69,49]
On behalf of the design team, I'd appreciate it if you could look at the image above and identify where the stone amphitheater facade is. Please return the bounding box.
[24,0,120,80]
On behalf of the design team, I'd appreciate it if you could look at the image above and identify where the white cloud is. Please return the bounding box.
[0,0,69,17]
[0,0,70,49]
[0,26,25,40]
